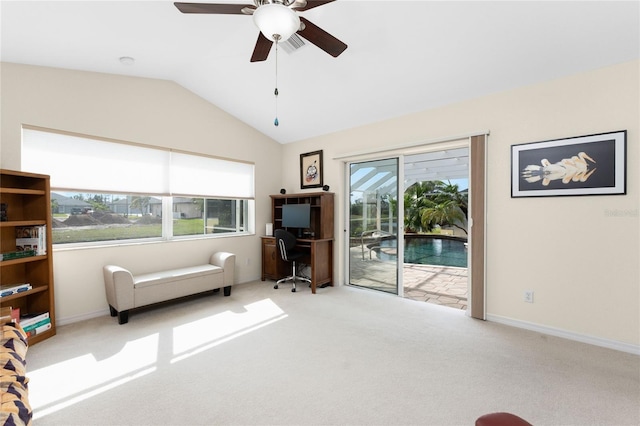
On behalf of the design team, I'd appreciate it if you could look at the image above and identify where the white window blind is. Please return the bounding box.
[22,129,170,194]
[22,127,254,199]
[171,152,255,199]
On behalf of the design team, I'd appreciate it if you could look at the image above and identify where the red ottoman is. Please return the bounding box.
[476,412,532,426]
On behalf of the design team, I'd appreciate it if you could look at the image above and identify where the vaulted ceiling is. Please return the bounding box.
[1,1,638,144]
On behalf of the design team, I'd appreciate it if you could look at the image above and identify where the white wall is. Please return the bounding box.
[2,61,638,351]
[282,60,639,349]
[1,63,281,323]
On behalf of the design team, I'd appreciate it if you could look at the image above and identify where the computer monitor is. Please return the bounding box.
[281,203,311,229]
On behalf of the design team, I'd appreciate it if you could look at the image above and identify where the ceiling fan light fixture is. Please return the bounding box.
[253,3,300,43]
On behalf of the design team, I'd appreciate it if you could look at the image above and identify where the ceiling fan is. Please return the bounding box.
[174,0,348,62]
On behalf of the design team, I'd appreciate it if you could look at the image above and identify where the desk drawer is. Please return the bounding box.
[261,237,287,281]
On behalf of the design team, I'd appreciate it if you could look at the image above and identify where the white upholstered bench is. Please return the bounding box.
[103,252,235,324]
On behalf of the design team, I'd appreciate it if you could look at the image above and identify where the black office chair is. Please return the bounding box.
[274,229,311,292]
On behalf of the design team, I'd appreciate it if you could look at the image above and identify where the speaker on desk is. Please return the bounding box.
[322,185,330,191]
[266,223,273,236]
[280,188,286,194]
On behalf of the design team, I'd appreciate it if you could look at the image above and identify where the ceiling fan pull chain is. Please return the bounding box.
[274,38,280,127]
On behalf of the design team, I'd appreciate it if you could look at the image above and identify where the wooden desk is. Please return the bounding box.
[261,236,333,294]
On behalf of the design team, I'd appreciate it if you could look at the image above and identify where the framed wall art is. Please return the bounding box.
[300,150,323,189]
[511,130,626,198]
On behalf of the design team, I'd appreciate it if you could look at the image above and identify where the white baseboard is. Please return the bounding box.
[486,314,640,355]
[57,309,109,327]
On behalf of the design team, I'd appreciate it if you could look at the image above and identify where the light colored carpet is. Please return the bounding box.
[26,281,639,425]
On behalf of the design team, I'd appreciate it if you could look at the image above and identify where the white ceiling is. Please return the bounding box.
[1,1,639,144]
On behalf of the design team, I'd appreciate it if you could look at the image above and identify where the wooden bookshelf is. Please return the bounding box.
[0,169,55,344]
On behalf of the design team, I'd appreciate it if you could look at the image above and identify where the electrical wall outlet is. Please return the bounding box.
[524,290,534,303]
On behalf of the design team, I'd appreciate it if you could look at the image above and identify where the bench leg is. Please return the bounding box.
[224,286,232,296]
[118,310,129,325]
[109,305,118,317]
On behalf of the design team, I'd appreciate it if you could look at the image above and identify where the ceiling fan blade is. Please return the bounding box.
[174,2,253,14]
[294,0,336,11]
[250,32,273,62]
[298,17,347,58]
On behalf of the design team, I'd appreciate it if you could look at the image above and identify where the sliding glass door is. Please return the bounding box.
[348,158,401,294]
[342,138,483,316]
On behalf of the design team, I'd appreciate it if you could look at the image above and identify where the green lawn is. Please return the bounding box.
[52,218,206,243]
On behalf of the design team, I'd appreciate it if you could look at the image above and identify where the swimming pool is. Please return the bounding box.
[376,235,468,268]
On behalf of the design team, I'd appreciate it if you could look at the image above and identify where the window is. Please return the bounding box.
[23,127,255,246]
[52,192,163,243]
[173,197,249,237]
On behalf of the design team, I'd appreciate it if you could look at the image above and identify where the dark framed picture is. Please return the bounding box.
[511,130,626,197]
[300,150,323,189]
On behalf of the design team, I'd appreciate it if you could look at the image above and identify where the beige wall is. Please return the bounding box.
[1,63,281,322]
[2,61,638,350]
[283,60,639,349]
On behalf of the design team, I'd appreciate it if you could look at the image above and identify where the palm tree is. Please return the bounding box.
[434,181,468,219]
[403,180,468,235]
[130,196,150,215]
[421,199,467,235]
[404,181,441,232]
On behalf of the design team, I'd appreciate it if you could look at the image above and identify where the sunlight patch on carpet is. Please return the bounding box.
[29,334,160,419]
[171,298,287,362]
[28,298,287,420]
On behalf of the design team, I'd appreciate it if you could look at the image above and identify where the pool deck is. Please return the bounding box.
[402,263,468,309]
[349,246,468,310]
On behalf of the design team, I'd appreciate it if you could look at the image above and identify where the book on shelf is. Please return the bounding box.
[0,250,37,261]
[0,283,32,297]
[15,225,46,255]
[25,320,52,338]
[19,311,49,328]
[22,316,51,333]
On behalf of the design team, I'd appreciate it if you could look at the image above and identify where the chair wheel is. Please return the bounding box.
[274,284,278,289]
[291,288,296,292]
